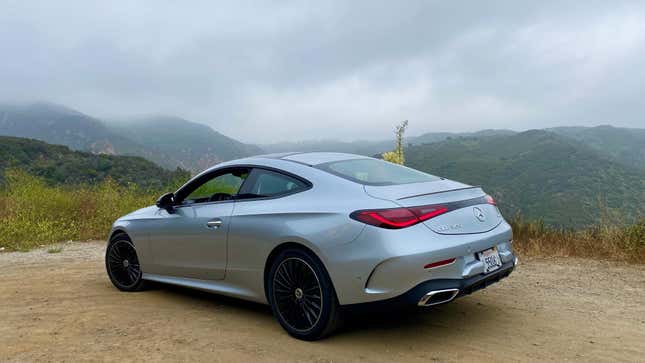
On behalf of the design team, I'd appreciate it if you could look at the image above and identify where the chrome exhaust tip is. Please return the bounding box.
[417,288,460,306]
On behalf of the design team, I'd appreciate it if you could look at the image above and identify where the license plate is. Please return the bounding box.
[478,247,502,274]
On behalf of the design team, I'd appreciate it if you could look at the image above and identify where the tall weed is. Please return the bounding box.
[0,170,157,250]
[510,214,645,263]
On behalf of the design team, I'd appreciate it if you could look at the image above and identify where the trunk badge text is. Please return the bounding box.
[436,223,463,231]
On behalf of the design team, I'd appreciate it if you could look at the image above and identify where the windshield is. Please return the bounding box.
[317,158,440,186]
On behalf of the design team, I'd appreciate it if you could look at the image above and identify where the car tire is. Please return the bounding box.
[105,233,146,292]
[267,248,343,340]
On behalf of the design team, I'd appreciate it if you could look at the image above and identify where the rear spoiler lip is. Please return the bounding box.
[397,186,482,201]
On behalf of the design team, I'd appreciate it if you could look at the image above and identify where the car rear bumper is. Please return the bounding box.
[323,220,515,305]
[344,258,516,310]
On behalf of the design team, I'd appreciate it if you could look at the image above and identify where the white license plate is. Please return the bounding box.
[478,247,502,274]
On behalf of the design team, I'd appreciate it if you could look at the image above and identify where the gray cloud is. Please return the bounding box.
[1,0,644,142]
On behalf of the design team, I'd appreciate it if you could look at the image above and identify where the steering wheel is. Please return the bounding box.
[208,193,232,202]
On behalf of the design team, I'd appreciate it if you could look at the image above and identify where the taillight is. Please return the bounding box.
[350,204,448,229]
[485,194,496,205]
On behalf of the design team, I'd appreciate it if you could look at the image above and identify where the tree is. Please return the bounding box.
[382,120,408,165]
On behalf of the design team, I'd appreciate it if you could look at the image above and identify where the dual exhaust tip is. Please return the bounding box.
[417,288,460,306]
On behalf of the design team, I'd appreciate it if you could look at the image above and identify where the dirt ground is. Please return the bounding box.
[1,241,644,362]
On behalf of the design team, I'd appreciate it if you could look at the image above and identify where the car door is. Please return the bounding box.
[226,167,311,276]
[147,167,249,280]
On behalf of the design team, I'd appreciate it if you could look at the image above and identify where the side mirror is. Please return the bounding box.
[156,192,175,213]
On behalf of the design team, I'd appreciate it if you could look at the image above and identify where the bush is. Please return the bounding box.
[510,214,645,263]
[0,169,158,251]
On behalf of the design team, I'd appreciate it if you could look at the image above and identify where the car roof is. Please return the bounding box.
[258,152,369,166]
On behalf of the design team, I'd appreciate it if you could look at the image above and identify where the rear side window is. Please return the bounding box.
[318,158,439,186]
[239,168,309,198]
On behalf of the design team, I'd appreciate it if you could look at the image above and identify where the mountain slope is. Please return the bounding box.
[548,125,645,170]
[262,129,517,156]
[405,130,645,227]
[0,102,144,155]
[261,139,393,156]
[0,103,263,171]
[0,136,189,189]
[409,129,516,145]
[106,116,263,171]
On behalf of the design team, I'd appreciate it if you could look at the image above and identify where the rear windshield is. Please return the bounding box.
[317,158,440,186]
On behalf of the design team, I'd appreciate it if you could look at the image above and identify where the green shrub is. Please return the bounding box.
[0,169,158,251]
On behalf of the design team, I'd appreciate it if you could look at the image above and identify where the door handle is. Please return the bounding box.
[206,219,223,229]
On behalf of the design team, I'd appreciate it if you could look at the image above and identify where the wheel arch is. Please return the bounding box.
[108,229,130,244]
[263,242,337,303]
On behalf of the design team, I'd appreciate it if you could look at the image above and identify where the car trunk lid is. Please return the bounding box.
[364,180,502,234]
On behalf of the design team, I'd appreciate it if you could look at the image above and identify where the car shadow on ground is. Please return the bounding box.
[145,280,273,314]
[336,300,494,338]
[142,281,499,342]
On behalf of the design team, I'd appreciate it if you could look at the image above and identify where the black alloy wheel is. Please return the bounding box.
[273,257,323,331]
[268,248,342,340]
[106,235,146,291]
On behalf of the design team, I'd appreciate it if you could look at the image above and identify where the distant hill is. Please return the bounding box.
[548,125,645,170]
[261,139,393,156]
[106,116,263,171]
[0,103,262,172]
[0,136,189,189]
[0,102,144,155]
[261,129,517,156]
[405,130,645,227]
[409,129,516,145]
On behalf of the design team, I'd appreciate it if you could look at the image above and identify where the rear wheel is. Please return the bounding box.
[105,234,146,291]
[267,248,342,340]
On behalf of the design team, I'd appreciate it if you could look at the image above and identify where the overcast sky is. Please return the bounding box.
[1,1,645,143]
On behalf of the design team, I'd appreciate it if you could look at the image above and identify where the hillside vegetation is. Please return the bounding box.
[0,136,189,189]
[0,170,161,251]
[548,125,645,170]
[405,130,645,228]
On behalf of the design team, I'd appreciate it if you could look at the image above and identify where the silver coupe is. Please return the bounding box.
[106,152,517,340]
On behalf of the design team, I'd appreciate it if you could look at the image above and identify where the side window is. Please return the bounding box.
[239,169,308,198]
[182,169,249,204]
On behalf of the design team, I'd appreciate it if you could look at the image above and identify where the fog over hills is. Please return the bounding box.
[0,102,143,156]
[3,2,645,142]
[1,102,644,173]
[108,116,263,171]
[0,103,261,172]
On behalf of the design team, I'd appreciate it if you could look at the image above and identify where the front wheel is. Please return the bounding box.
[267,248,342,340]
[105,234,146,292]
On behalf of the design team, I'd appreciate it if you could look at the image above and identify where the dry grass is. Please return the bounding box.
[0,169,159,251]
[510,216,645,263]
